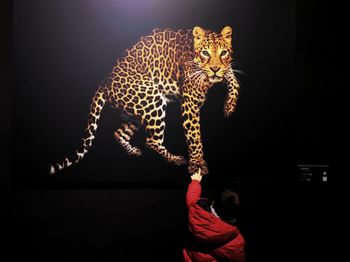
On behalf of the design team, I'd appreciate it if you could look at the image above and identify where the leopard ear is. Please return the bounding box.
[221,26,232,45]
[193,26,205,49]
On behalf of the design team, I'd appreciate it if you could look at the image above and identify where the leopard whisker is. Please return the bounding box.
[185,69,204,81]
[184,61,201,70]
[230,61,238,67]
[228,62,245,75]
[184,75,197,82]
[198,73,206,88]
[233,69,246,76]
[189,70,202,77]
[185,60,199,66]
[195,73,204,81]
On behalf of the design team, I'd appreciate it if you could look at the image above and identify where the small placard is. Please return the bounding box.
[297,165,329,183]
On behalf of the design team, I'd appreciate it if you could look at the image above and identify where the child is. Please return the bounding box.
[183,169,245,262]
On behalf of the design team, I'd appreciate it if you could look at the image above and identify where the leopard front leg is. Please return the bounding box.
[224,69,240,118]
[181,96,208,175]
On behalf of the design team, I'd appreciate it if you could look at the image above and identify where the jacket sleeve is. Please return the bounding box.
[186,180,201,207]
[211,233,246,262]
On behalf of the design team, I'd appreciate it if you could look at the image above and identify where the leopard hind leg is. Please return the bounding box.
[114,114,142,156]
[143,95,187,166]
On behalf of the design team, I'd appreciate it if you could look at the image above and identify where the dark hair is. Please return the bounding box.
[212,189,241,224]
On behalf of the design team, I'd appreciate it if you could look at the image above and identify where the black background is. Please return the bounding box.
[1,0,332,261]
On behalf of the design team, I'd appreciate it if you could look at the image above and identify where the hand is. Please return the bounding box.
[191,168,202,182]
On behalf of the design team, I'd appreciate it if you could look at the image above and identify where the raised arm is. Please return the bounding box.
[186,169,203,206]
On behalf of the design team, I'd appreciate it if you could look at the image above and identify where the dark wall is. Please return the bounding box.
[2,0,332,261]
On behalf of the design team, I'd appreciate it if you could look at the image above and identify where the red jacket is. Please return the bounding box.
[183,180,245,262]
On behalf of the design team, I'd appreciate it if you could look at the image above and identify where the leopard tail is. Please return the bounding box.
[49,86,107,175]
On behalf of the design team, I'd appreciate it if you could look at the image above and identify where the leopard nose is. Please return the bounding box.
[210,67,220,73]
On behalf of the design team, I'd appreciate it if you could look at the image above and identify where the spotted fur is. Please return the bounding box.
[49,26,240,175]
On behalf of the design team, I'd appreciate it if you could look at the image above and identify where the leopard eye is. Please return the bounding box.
[221,50,228,57]
[201,50,210,57]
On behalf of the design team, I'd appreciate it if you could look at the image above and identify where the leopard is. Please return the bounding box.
[49,26,240,175]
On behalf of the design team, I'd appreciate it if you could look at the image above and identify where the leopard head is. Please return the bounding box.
[192,26,233,84]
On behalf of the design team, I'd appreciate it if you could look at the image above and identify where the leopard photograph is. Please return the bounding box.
[49,26,240,175]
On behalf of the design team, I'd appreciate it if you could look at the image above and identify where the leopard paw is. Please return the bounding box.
[224,103,235,118]
[188,159,208,175]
